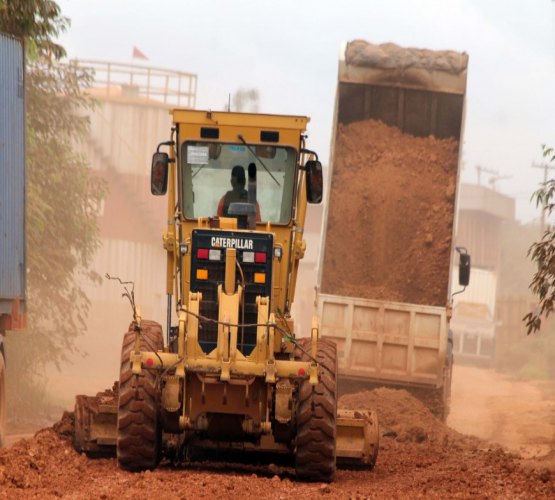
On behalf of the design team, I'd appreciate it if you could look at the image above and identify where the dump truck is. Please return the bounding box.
[451,301,495,367]
[0,32,27,447]
[73,109,379,481]
[317,40,470,420]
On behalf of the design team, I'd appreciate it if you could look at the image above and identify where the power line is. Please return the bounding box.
[475,165,498,185]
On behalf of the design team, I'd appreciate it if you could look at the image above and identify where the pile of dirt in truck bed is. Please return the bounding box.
[321,119,459,306]
[345,39,468,74]
[1,388,554,498]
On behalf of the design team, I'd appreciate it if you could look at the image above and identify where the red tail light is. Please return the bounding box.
[197,248,209,259]
[255,252,266,264]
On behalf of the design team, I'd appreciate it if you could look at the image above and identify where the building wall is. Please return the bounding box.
[60,88,174,399]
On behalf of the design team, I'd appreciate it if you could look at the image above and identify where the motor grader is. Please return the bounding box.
[73,109,378,481]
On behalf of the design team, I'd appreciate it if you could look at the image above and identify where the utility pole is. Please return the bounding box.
[475,165,498,185]
[488,174,511,191]
[532,162,555,234]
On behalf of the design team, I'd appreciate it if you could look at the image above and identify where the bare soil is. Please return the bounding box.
[449,365,555,459]
[321,119,459,306]
[2,374,555,499]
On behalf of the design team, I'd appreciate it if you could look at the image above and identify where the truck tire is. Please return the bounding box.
[0,351,5,448]
[117,320,163,471]
[294,337,337,482]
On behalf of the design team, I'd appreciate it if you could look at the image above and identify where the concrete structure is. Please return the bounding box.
[452,183,515,365]
[48,62,197,402]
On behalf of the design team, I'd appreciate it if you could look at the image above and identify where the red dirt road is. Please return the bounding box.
[449,364,555,459]
[2,371,555,499]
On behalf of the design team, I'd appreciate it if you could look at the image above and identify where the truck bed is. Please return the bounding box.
[318,41,468,399]
[318,293,448,387]
[319,41,468,308]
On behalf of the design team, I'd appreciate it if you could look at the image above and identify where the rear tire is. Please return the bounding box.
[117,320,163,471]
[294,338,337,482]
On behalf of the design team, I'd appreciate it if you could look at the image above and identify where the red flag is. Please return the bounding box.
[132,46,148,60]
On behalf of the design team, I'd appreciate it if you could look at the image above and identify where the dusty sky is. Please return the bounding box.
[57,0,555,223]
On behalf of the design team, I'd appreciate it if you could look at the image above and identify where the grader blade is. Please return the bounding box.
[73,393,117,456]
[336,409,379,469]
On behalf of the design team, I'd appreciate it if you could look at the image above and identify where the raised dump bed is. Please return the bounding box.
[318,40,469,419]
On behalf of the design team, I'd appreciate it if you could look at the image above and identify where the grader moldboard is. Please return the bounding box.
[73,110,379,481]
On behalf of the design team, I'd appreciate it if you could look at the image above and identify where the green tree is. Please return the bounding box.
[1,0,105,410]
[525,146,555,334]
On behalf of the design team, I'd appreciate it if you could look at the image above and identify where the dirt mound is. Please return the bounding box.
[52,411,74,441]
[341,387,446,442]
[340,387,483,451]
[321,119,459,306]
[1,387,554,498]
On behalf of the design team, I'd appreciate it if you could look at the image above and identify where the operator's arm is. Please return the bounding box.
[217,196,225,217]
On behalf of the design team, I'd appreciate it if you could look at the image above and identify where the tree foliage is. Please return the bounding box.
[525,145,555,334]
[1,0,105,372]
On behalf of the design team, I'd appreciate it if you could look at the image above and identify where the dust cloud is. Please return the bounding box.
[4,68,555,496]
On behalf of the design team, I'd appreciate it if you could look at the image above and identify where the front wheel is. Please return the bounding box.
[116,320,164,471]
[294,338,337,482]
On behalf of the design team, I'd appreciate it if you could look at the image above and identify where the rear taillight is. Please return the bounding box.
[197,248,221,261]
[242,251,267,263]
[209,249,221,261]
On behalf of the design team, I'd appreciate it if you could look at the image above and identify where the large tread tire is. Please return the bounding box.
[0,351,6,448]
[117,319,163,471]
[294,338,337,482]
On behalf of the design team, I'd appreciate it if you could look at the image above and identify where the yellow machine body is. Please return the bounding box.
[74,110,378,481]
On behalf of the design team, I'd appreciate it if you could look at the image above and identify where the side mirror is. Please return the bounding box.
[305,160,323,204]
[457,248,471,287]
[151,152,169,195]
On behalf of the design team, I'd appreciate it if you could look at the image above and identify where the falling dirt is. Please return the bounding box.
[2,370,555,499]
[320,119,459,306]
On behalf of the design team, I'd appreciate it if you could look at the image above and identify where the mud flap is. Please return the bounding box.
[335,409,379,469]
[73,394,117,456]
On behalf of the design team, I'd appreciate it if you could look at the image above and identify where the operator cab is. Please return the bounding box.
[181,141,296,226]
[150,111,322,357]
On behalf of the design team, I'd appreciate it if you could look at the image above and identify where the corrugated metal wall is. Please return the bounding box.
[455,211,501,269]
[0,33,25,312]
[74,91,172,330]
[293,204,323,337]
[81,238,166,324]
[86,99,171,175]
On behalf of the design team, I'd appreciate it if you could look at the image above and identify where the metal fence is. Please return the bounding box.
[71,59,197,108]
